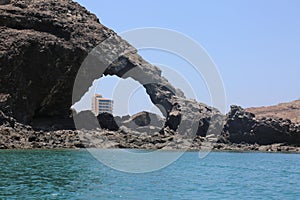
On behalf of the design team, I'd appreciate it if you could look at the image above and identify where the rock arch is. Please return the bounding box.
[0,0,221,135]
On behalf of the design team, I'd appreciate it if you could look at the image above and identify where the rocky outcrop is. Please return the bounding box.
[0,127,85,149]
[122,111,164,128]
[223,105,300,145]
[246,100,300,124]
[97,113,119,131]
[0,109,15,127]
[1,0,299,151]
[1,121,299,152]
[118,111,164,135]
[0,0,111,124]
[0,0,222,136]
[128,111,152,127]
[72,110,99,130]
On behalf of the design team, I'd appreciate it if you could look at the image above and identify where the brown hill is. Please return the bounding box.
[246,100,300,124]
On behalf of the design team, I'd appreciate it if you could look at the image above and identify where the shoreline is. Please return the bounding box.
[1,0,300,159]
[0,147,300,154]
[1,124,299,153]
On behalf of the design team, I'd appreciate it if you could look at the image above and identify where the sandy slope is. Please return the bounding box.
[246,100,300,123]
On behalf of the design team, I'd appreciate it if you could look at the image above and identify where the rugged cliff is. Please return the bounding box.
[0,0,299,150]
[222,105,300,145]
[0,0,110,123]
[0,0,221,136]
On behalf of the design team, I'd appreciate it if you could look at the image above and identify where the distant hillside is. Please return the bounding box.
[246,100,300,123]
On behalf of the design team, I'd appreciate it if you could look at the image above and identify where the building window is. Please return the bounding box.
[91,94,114,115]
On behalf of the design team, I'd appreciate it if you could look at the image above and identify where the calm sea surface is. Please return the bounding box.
[0,149,299,200]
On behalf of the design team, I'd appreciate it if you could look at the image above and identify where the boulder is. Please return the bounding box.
[130,111,151,126]
[97,113,119,131]
[72,110,99,130]
[122,111,164,127]
[120,111,164,134]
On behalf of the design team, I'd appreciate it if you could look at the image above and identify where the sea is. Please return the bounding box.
[0,149,299,200]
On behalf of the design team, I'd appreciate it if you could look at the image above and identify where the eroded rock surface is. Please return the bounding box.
[0,0,111,124]
[1,0,299,150]
[0,0,222,136]
[97,112,119,131]
[222,106,300,145]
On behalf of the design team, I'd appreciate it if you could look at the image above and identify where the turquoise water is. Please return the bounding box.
[0,150,299,200]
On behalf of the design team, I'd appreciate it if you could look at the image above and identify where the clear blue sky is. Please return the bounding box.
[74,0,300,115]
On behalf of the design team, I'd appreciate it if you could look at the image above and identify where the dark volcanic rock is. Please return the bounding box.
[97,113,119,131]
[0,0,223,137]
[130,111,151,126]
[166,110,181,131]
[3,0,298,149]
[223,105,300,145]
[123,111,164,127]
[0,0,112,123]
[0,109,15,127]
[169,98,223,137]
[72,110,99,130]
[119,111,164,134]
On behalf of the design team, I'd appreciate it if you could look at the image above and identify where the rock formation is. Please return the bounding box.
[222,106,300,145]
[1,0,299,150]
[0,0,222,136]
[0,0,109,124]
[97,112,119,131]
[118,111,164,135]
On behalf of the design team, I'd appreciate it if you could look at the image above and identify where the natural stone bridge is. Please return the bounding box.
[0,0,221,136]
[1,0,299,145]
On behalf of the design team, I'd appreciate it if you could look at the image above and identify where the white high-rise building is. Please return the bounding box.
[91,94,113,116]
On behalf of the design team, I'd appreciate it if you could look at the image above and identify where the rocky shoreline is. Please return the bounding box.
[0,110,299,153]
[1,125,300,153]
[1,0,300,153]
[1,108,299,153]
